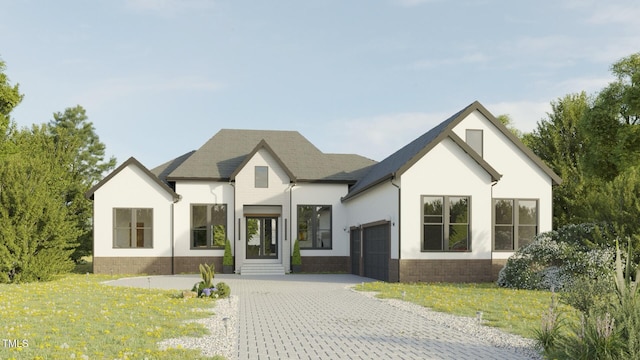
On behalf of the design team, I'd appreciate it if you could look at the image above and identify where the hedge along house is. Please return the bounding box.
[87,101,561,282]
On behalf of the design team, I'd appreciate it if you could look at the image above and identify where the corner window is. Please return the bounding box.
[113,208,153,248]
[255,166,268,188]
[466,129,483,157]
[422,196,470,251]
[297,205,332,249]
[191,204,227,249]
[494,199,538,251]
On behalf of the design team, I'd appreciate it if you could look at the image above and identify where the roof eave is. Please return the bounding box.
[86,157,181,202]
[342,173,394,202]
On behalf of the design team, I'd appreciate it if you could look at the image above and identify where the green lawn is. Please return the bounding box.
[0,274,222,359]
[355,282,577,338]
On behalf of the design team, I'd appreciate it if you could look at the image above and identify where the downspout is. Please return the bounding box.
[171,194,182,275]
[490,180,498,277]
[230,180,236,273]
[390,175,400,282]
[289,181,296,272]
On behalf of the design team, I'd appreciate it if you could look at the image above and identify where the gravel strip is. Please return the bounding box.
[158,295,238,359]
[356,289,543,360]
[159,288,541,360]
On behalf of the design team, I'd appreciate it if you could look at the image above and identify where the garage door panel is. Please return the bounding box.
[363,224,390,282]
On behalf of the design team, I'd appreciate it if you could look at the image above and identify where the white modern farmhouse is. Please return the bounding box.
[87,101,561,282]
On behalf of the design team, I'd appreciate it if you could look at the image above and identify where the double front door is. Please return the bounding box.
[246,217,278,259]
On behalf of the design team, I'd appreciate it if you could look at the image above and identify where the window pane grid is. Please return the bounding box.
[191,204,227,249]
[422,196,469,252]
[113,208,153,248]
[493,199,538,251]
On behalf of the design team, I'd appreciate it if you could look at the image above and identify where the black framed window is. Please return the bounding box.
[113,208,153,248]
[297,205,332,249]
[494,199,538,251]
[191,204,227,249]
[422,196,470,251]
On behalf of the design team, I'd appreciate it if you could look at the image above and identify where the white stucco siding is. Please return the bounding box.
[234,149,292,268]
[345,182,399,259]
[292,183,351,257]
[400,137,494,260]
[451,110,554,260]
[173,181,235,257]
[93,164,175,257]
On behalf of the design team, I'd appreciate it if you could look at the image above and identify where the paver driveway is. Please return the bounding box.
[108,274,538,360]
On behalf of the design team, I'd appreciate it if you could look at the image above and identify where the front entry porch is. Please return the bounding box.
[239,213,286,275]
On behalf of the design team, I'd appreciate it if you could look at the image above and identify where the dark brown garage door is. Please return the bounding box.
[363,223,390,282]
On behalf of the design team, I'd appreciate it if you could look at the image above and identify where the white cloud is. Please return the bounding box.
[486,101,552,133]
[324,112,447,161]
[71,76,223,109]
[554,76,613,95]
[586,4,640,25]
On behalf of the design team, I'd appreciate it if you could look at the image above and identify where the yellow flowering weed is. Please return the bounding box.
[0,274,223,359]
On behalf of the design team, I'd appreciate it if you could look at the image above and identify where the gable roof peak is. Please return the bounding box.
[86,157,180,201]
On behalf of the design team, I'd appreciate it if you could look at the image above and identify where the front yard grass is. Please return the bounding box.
[355,282,578,339]
[0,274,221,359]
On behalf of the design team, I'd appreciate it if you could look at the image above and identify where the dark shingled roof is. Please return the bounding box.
[343,106,466,200]
[151,150,195,183]
[165,129,376,182]
[343,100,562,201]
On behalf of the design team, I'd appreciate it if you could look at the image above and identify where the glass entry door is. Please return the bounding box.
[246,217,278,259]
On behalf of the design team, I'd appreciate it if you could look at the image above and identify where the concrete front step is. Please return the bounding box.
[240,263,286,275]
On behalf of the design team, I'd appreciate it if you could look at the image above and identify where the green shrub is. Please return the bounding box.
[223,239,233,266]
[292,239,301,266]
[538,239,640,359]
[498,223,615,291]
[561,274,614,314]
[215,282,231,298]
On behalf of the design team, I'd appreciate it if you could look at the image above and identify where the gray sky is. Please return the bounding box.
[1,0,638,166]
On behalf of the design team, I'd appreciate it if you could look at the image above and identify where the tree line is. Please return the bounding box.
[522,52,640,258]
[1,52,639,282]
[0,59,115,282]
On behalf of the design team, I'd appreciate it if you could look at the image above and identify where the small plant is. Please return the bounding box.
[215,282,231,298]
[534,288,563,356]
[223,239,233,266]
[192,263,215,296]
[292,239,301,266]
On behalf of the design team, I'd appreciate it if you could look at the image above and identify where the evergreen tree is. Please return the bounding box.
[46,106,116,261]
[0,125,81,282]
[0,59,23,149]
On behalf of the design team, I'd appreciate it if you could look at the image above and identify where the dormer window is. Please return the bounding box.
[465,129,483,157]
[255,166,268,188]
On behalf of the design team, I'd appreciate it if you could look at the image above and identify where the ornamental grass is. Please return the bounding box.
[0,274,223,359]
